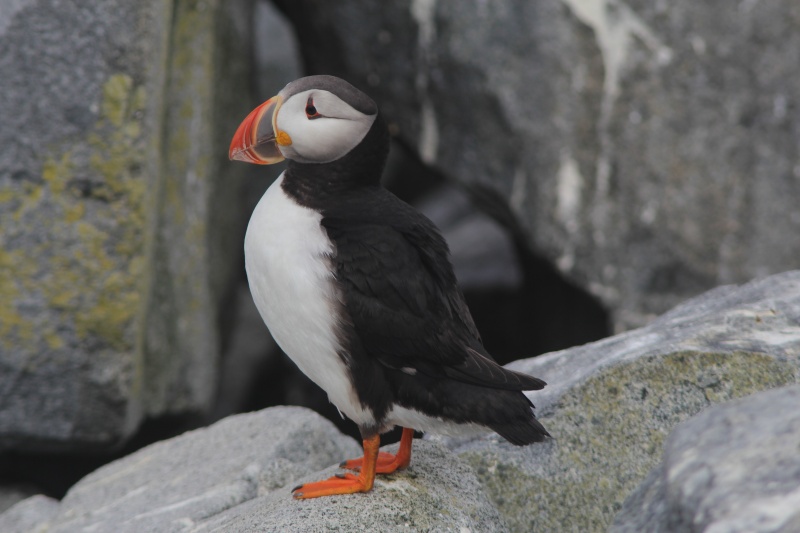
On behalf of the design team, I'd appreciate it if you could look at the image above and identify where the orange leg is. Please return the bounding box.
[341,427,414,474]
[292,433,380,499]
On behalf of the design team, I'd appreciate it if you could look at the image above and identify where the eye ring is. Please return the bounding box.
[305,98,321,119]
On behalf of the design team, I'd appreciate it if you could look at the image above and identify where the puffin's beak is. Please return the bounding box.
[229,96,286,165]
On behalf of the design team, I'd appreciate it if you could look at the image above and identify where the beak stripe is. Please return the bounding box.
[229,96,286,165]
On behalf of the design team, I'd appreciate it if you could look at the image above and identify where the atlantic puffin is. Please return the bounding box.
[229,75,549,499]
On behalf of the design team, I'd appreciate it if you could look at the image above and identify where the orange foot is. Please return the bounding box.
[292,472,372,499]
[293,433,380,499]
[292,427,416,499]
[341,427,414,474]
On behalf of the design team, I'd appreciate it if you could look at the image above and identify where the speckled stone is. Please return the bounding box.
[0,407,361,533]
[0,407,504,533]
[611,385,800,533]
[0,494,59,533]
[2,273,799,532]
[0,0,256,451]
[197,439,507,533]
[451,272,800,532]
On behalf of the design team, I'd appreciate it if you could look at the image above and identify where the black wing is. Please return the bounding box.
[322,191,544,392]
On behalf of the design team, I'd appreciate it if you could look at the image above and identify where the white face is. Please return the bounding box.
[274,89,377,164]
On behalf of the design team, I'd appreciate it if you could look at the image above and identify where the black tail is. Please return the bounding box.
[391,367,550,445]
[486,389,550,446]
[442,347,547,391]
[490,412,550,445]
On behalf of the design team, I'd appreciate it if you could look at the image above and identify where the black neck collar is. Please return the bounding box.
[280,113,390,210]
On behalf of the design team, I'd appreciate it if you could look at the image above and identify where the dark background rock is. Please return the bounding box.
[272,0,800,331]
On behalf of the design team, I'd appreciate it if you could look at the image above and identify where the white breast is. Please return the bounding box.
[244,173,374,427]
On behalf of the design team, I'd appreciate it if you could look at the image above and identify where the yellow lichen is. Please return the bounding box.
[44,330,65,350]
[64,202,86,223]
[42,151,72,195]
[0,249,36,344]
[101,74,134,128]
[2,72,148,352]
[463,350,797,532]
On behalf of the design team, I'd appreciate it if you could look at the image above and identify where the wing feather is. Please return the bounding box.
[322,193,544,392]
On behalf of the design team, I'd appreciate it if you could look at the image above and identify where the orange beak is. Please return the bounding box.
[229,96,286,165]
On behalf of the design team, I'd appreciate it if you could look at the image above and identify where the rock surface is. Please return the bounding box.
[0,495,59,533]
[276,0,800,330]
[0,407,507,533]
[197,439,507,532]
[449,271,800,531]
[0,484,40,515]
[2,272,799,532]
[610,385,800,533]
[0,408,358,532]
[0,0,255,450]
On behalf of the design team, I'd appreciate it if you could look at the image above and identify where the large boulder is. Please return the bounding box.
[2,271,798,532]
[0,0,255,450]
[0,495,59,533]
[611,385,800,533]
[198,439,507,532]
[0,272,800,532]
[275,0,800,330]
[450,271,800,531]
[0,407,506,533]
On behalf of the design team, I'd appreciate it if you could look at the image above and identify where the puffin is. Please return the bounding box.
[229,75,549,499]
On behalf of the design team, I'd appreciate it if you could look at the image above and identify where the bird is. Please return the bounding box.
[229,75,549,499]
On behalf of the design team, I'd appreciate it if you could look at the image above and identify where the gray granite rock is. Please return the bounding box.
[0,484,42,515]
[447,271,800,531]
[3,273,799,531]
[0,406,506,533]
[195,439,508,532]
[610,385,800,533]
[0,0,256,450]
[276,0,800,330]
[0,494,59,533]
[0,407,360,533]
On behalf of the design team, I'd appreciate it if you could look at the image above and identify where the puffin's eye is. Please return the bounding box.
[305,98,320,119]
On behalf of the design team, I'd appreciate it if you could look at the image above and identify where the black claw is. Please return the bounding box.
[291,484,303,493]
[335,473,346,479]
[340,461,360,472]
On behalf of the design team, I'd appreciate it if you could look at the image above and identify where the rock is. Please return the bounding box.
[610,385,800,533]
[253,0,302,99]
[0,494,59,533]
[275,0,800,330]
[197,439,507,532]
[448,271,800,531]
[2,407,360,533]
[3,273,798,531]
[0,0,256,450]
[0,406,505,533]
[0,484,40,514]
